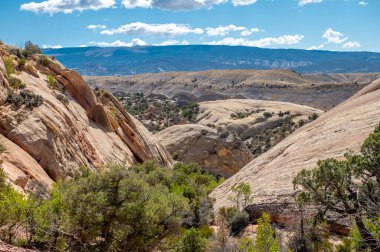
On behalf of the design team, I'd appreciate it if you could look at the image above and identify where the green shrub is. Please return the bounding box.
[46,75,56,89]
[9,77,26,90]
[308,113,319,121]
[6,90,43,108]
[0,144,5,154]
[263,112,272,118]
[255,212,280,252]
[39,56,49,67]
[179,228,207,252]
[18,58,26,67]
[3,57,14,76]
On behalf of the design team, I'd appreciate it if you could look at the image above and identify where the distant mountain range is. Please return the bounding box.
[43,45,380,76]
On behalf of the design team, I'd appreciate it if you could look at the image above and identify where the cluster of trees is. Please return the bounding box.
[0,162,220,251]
[121,93,200,132]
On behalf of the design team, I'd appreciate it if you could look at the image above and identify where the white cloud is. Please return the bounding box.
[241,27,261,36]
[205,34,304,47]
[231,0,257,6]
[87,24,107,30]
[41,44,63,49]
[100,22,203,37]
[155,39,190,46]
[121,0,226,10]
[298,0,322,7]
[20,0,115,14]
[322,28,347,44]
[206,25,246,36]
[307,43,324,50]
[342,41,361,49]
[87,39,147,47]
[358,1,368,6]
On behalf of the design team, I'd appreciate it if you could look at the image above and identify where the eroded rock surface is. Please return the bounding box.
[0,44,172,190]
[210,77,380,226]
[155,124,252,177]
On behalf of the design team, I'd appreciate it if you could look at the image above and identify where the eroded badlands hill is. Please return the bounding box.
[0,44,172,191]
[210,76,380,225]
[85,70,379,110]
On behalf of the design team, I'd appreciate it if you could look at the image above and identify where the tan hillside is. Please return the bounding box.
[85,70,379,110]
[197,99,322,140]
[0,44,172,191]
[210,77,380,225]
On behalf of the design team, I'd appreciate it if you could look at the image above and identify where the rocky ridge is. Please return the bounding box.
[210,76,380,226]
[0,44,172,191]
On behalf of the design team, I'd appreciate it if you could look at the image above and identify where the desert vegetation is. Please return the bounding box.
[0,162,222,251]
[118,93,200,132]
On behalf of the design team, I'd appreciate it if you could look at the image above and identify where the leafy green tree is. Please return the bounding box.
[293,123,380,251]
[179,228,206,252]
[255,212,280,252]
[228,183,253,211]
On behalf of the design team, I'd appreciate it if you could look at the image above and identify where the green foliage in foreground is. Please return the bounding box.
[0,162,221,251]
[293,123,380,251]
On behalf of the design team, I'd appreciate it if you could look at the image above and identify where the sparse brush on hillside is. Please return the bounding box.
[0,162,221,251]
[120,93,200,132]
[3,57,14,76]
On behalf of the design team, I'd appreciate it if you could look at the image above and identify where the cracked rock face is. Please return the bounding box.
[155,124,253,177]
[0,44,172,191]
[210,77,380,226]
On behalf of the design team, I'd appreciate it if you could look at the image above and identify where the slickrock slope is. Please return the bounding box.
[0,44,172,191]
[85,70,379,110]
[210,77,380,224]
[155,124,253,177]
[197,99,322,140]
[156,100,322,177]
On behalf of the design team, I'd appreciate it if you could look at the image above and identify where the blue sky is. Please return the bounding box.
[0,0,379,51]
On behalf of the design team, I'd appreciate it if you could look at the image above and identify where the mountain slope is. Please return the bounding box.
[43,45,380,75]
[210,76,380,225]
[0,44,172,191]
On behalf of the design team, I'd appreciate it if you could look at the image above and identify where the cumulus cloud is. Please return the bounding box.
[20,0,115,14]
[87,39,148,47]
[241,27,261,36]
[358,1,368,6]
[205,34,304,47]
[307,43,324,50]
[231,0,257,6]
[121,0,226,10]
[87,24,107,30]
[154,39,190,46]
[100,22,203,37]
[298,0,322,7]
[322,28,347,44]
[342,41,361,49]
[206,25,246,36]
[41,44,63,49]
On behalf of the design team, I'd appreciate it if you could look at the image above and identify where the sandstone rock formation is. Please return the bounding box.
[155,124,253,177]
[0,44,172,191]
[85,70,379,110]
[196,99,322,141]
[210,77,380,226]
